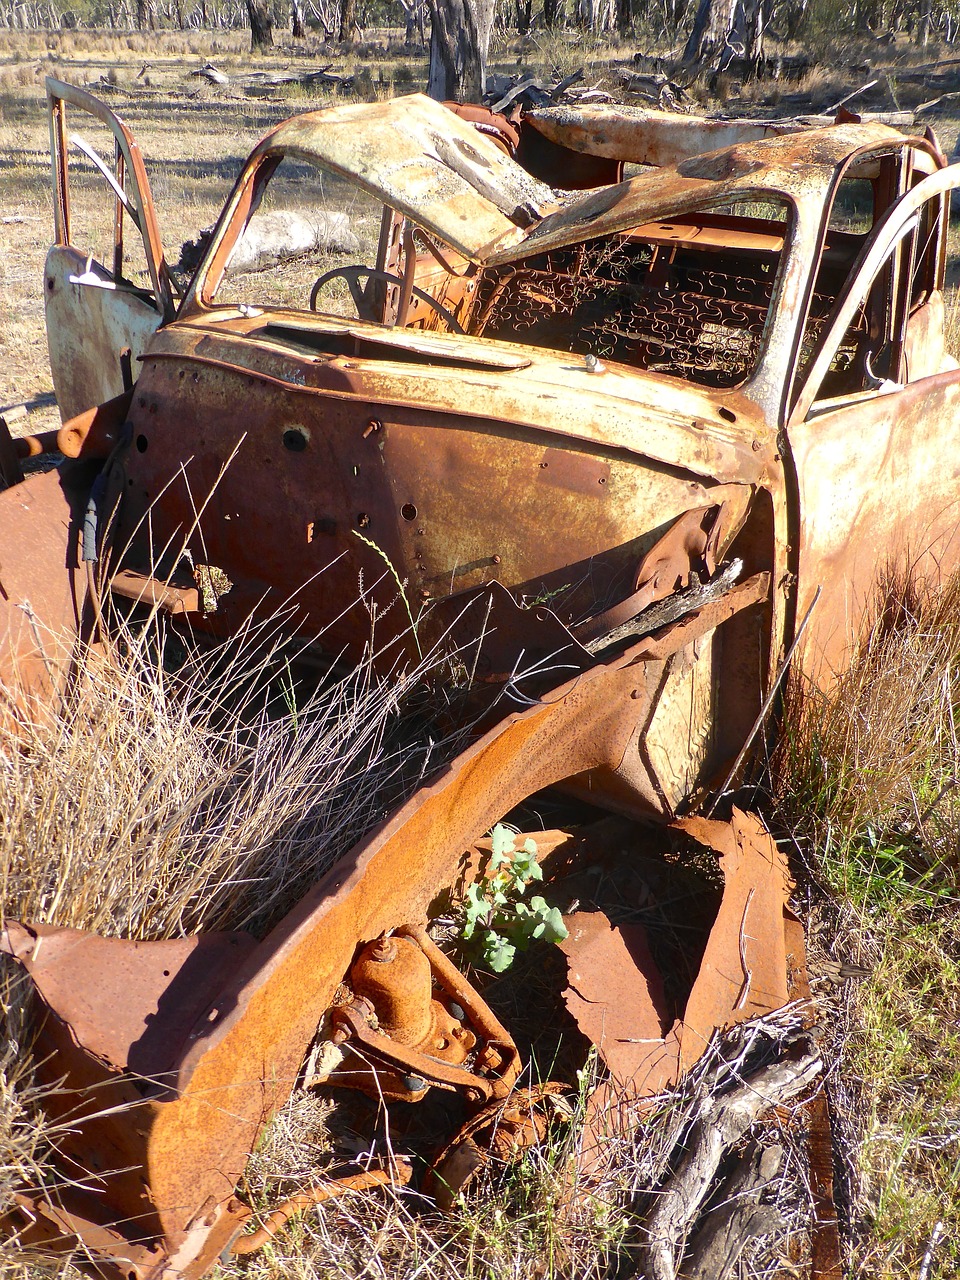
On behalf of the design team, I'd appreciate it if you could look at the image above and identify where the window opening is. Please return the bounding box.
[466,199,791,390]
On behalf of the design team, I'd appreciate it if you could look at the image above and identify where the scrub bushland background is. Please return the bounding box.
[2,19,960,1278]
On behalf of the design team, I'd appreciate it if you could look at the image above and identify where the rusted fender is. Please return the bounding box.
[558,808,802,1100]
[0,575,767,1279]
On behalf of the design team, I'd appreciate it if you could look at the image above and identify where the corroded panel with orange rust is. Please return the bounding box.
[9,84,960,1280]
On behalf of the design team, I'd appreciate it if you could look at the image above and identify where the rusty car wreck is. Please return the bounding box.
[2,80,960,1278]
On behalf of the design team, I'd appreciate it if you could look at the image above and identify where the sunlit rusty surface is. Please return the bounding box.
[558,809,796,1093]
[7,84,960,1278]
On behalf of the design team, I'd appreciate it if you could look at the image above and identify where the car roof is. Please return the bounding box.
[247,96,919,266]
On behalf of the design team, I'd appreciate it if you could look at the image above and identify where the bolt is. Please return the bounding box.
[370,935,398,963]
[492,555,501,564]
[362,418,383,439]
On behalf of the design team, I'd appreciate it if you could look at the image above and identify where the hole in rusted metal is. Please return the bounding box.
[136,435,148,453]
[357,512,370,528]
[283,427,309,452]
[718,407,736,423]
[401,503,418,522]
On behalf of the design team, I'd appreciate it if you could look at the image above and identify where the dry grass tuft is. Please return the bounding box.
[1,612,450,943]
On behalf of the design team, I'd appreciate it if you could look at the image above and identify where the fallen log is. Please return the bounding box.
[178,209,359,277]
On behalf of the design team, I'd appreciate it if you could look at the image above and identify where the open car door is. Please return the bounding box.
[44,78,177,421]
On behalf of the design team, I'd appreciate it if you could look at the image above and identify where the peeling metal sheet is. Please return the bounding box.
[0,923,257,1077]
[486,121,903,264]
[560,912,676,1091]
[558,809,797,1098]
[525,104,814,168]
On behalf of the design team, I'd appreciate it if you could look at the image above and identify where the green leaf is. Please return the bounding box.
[539,906,568,944]
[490,824,516,863]
[483,931,516,973]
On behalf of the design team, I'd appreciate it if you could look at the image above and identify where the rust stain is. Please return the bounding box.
[4,80,960,1277]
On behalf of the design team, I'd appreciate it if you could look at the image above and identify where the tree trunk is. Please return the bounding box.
[246,0,274,48]
[682,0,737,66]
[427,0,494,101]
[737,0,765,70]
[616,0,631,32]
[338,0,355,40]
[919,0,932,44]
[291,0,305,35]
[544,0,564,24]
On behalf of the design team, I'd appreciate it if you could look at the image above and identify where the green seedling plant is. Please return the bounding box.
[461,825,568,973]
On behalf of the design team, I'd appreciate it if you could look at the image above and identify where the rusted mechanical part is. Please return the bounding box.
[57,389,133,459]
[11,429,61,459]
[426,1084,572,1211]
[0,583,768,1280]
[226,1163,412,1259]
[327,928,519,1105]
[327,925,517,1104]
[110,567,200,615]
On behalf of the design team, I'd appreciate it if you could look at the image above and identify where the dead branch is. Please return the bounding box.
[638,1045,822,1280]
[683,1140,785,1279]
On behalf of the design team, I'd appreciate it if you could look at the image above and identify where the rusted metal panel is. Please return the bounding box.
[557,809,797,1096]
[45,245,161,420]
[789,371,960,681]
[0,467,86,717]
[525,104,814,168]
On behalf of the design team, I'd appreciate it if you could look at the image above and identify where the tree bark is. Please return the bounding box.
[682,0,736,67]
[544,0,564,25]
[338,0,355,41]
[246,0,274,49]
[427,0,494,102]
[291,0,305,36]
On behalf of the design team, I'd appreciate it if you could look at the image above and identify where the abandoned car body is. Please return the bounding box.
[2,82,960,1277]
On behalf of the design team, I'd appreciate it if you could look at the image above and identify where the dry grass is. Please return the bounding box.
[0,602,459,1273]
[771,573,960,1279]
